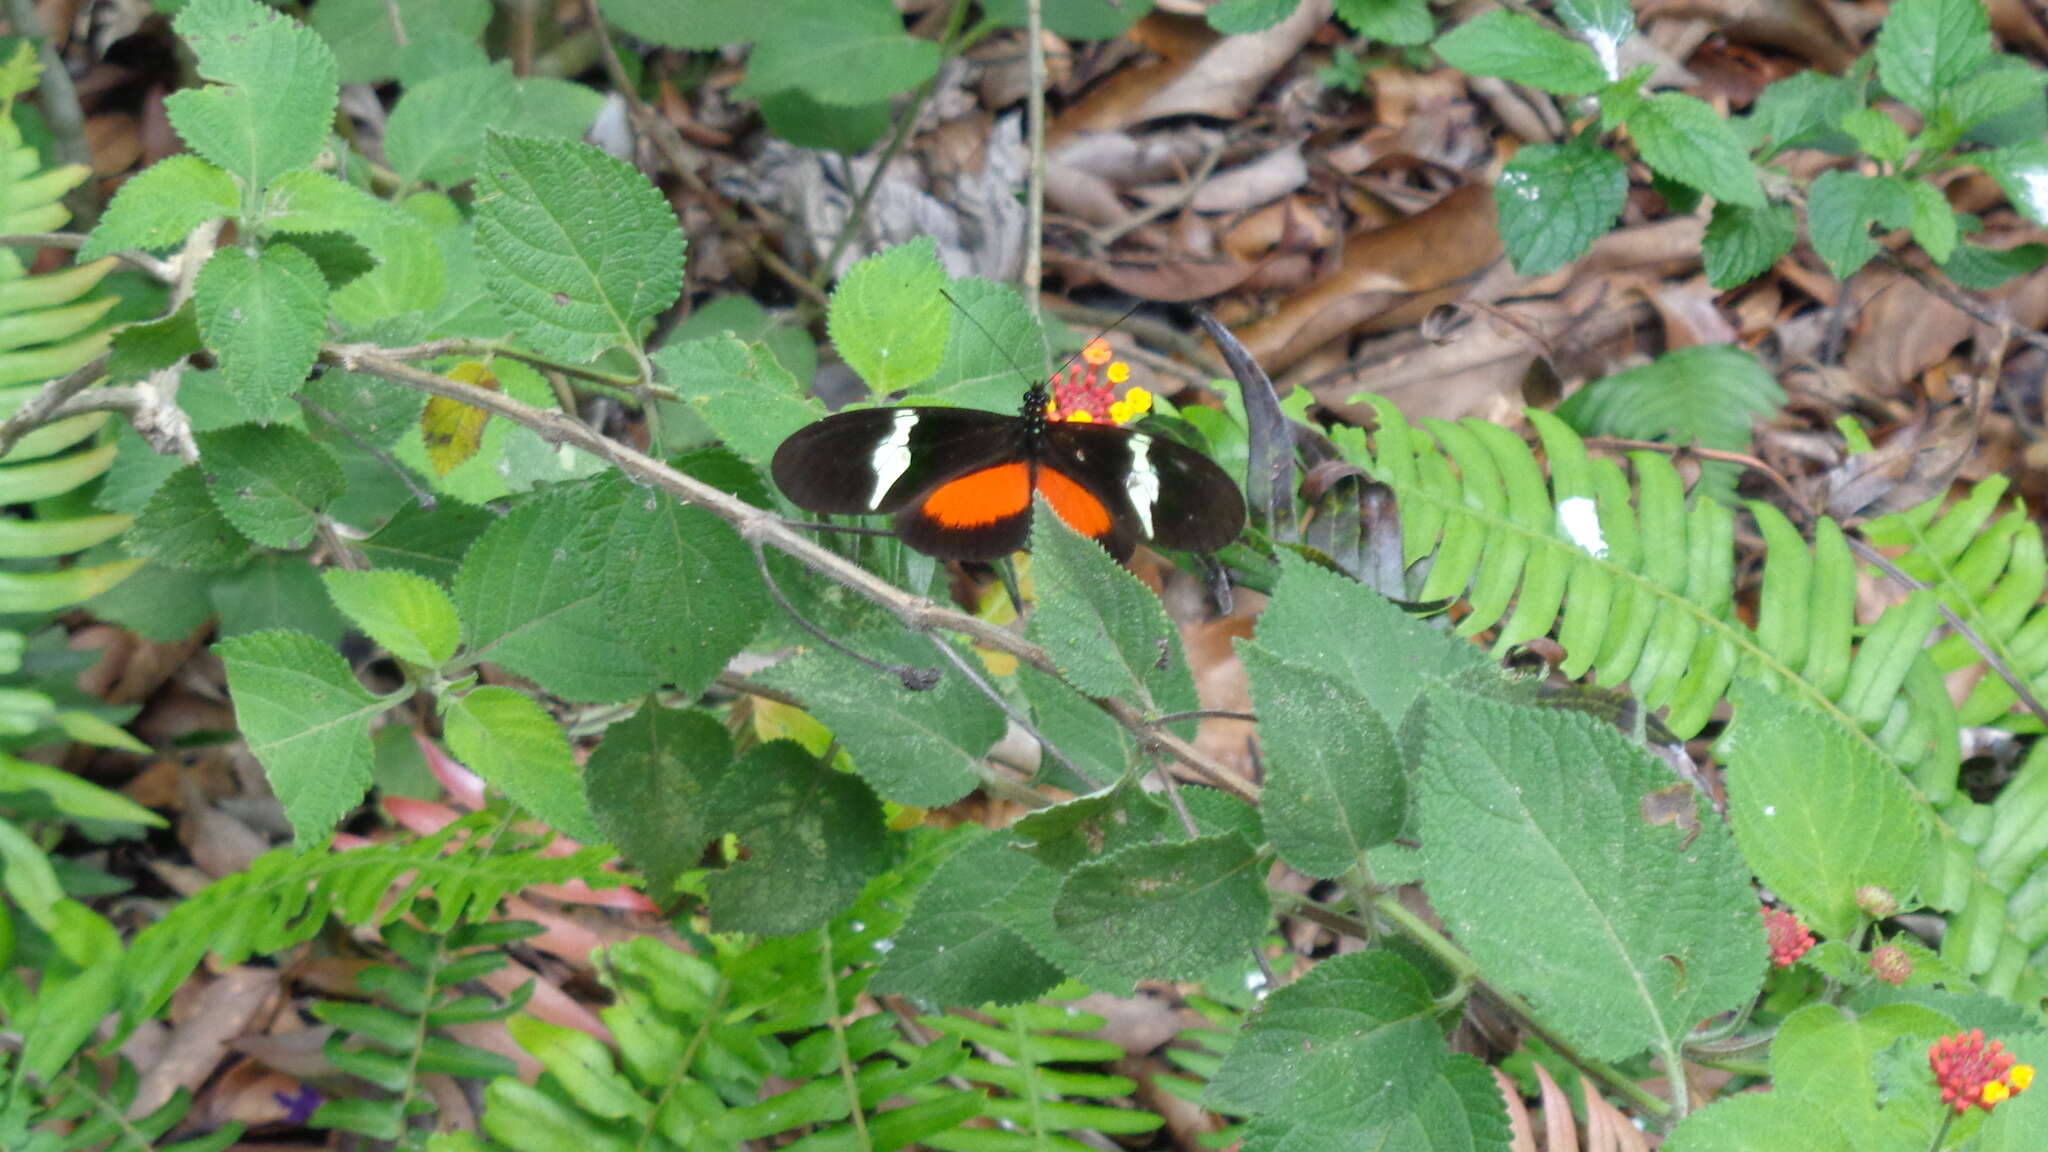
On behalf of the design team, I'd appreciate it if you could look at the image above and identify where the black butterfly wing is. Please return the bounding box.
[771,405,1023,515]
[1041,421,1246,558]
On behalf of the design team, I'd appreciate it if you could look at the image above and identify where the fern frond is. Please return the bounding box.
[910,1002,1165,1152]
[1355,399,2048,1003]
[122,813,617,1028]
[1,1051,241,1152]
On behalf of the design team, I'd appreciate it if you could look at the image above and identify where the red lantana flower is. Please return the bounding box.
[1929,1029,2034,1114]
[1762,905,1814,967]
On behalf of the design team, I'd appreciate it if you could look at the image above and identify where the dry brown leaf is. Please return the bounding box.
[1134,0,1332,122]
[1181,144,1308,212]
[1492,1068,1540,1152]
[1049,15,1214,140]
[1842,269,1974,399]
[1534,1062,1583,1151]
[131,966,278,1119]
[1988,0,2048,55]
[1082,253,1260,302]
[1641,0,1857,71]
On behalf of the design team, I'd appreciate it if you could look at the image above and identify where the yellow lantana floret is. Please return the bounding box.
[1107,361,1130,384]
[1123,386,1152,414]
[1984,1081,2012,1105]
[2012,1064,2036,1092]
[1067,410,1094,422]
[1082,338,1113,367]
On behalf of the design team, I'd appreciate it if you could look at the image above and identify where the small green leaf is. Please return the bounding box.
[1433,11,1607,95]
[385,64,519,187]
[1053,833,1269,983]
[1939,239,2048,290]
[1702,201,1798,289]
[80,157,240,260]
[1553,0,1633,70]
[758,91,890,153]
[593,0,755,48]
[107,308,202,387]
[1903,180,1959,263]
[1240,644,1404,877]
[1013,777,1174,871]
[1662,1092,1852,1152]
[732,0,942,106]
[1416,693,1763,1063]
[0,753,165,827]
[1625,92,1764,207]
[1495,141,1626,276]
[1942,63,2048,135]
[192,244,328,421]
[162,0,339,192]
[1743,71,1860,156]
[704,740,890,936]
[196,424,346,549]
[583,705,733,899]
[927,277,1049,410]
[358,498,491,584]
[473,133,686,362]
[1554,344,1786,456]
[1839,107,1910,166]
[322,569,460,667]
[445,686,602,843]
[1026,496,1198,713]
[213,554,349,645]
[826,238,950,394]
[871,833,1065,1007]
[1717,682,1928,939]
[1984,141,2048,226]
[220,629,397,844]
[1206,0,1300,34]
[308,0,491,85]
[977,0,1155,42]
[1805,169,1915,278]
[1333,0,1433,46]
[126,466,256,571]
[654,335,819,466]
[1875,0,1991,114]
[1767,1003,1956,1147]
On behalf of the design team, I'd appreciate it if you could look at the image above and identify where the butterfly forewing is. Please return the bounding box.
[1039,422,1245,559]
[771,405,1022,515]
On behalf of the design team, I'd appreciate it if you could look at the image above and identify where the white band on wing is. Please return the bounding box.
[868,410,919,509]
[1125,433,1160,537]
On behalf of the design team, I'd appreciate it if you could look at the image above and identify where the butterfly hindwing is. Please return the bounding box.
[1040,421,1245,558]
[771,406,1021,515]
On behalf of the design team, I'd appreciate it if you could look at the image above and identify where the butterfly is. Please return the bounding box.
[771,335,1245,563]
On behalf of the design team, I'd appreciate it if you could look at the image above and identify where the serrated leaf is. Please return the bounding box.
[584,474,765,699]
[322,568,460,667]
[1806,169,1916,278]
[1433,11,1607,95]
[732,0,942,106]
[981,0,1155,38]
[473,133,685,362]
[826,238,949,395]
[1717,682,1928,939]
[1553,0,1632,74]
[1026,496,1198,713]
[213,554,349,644]
[704,740,890,936]
[1939,239,2048,290]
[1626,92,1764,207]
[1495,141,1626,276]
[452,485,664,703]
[1206,0,1300,35]
[358,498,491,584]
[1207,952,1510,1151]
[1554,345,1785,458]
[220,629,397,844]
[1945,59,2048,139]
[761,628,1003,807]
[1839,107,1910,166]
[1702,201,1798,289]
[162,0,339,192]
[80,157,239,260]
[126,466,256,570]
[421,362,496,475]
[196,424,346,549]
[1333,0,1433,45]
[1744,71,1860,156]
[928,277,1047,410]
[1239,644,1403,877]
[1984,141,2048,226]
[107,307,202,387]
[1661,1092,1852,1152]
[1766,1003,1954,1148]
[385,65,518,187]
[758,90,890,153]
[594,0,755,48]
[192,243,328,421]
[308,0,491,85]
[1875,0,1991,114]
[583,705,733,899]
[1416,694,1763,1062]
[1053,833,1268,983]
[871,833,1065,1006]
[1904,180,1959,263]
[445,686,602,843]
[654,335,818,466]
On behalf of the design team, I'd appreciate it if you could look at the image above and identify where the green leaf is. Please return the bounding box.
[308,0,491,85]
[1662,1092,1851,1152]
[445,686,602,843]
[1743,71,1860,156]
[704,740,890,936]
[1839,107,1909,166]
[1053,833,1269,983]
[1553,0,1632,71]
[1805,169,1915,278]
[0,753,166,827]
[192,243,328,421]
[655,334,819,466]
[1875,0,1991,114]
[213,554,349,645]
[1939,239,2048,290]
[1765,1003,1954,1148]
[1416,694,1763,1063]
[358,498,491,584]
[80,156,240,260]
[1903,180,1959,263]
[593,0,755,48]
[1207,0,1300,35]
[732,0,942,106]
[761,628,1004,807]
[1984,141,2048,226]
[196,424,346,549]
[220,629,397,844]
[583,705,733,899]
[473,133,685,362]
[382,66,600,187]
[322,568,460,667]
[871,833,1065,1007]
[826,238,949,395]
[927,277,1048,410]
[1433,11,1607,95]
[1625,92,1764,207]
[1495,141,1626,276]
[584,474,766,699]
[126,466,256,570]
[758,91,890,153]
[1946,58,2048,142]
[162,0,339,192]
[1026,496,1199,713]
[1333,0,1434,46]
[107,307,203,386]
[1207,952,1510,1151]
[1239,644,1403,877]
[978,0,1154,41]
[1554,345,1786,457]
[452,485,664,703]
[1717,682,1928,939]
[1702,201,1798,289]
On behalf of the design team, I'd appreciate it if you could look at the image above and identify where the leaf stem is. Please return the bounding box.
[1023,0,1046,312]
[819,926,874,1152]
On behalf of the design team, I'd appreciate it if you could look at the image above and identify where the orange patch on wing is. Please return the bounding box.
[921,462,1031,527]
[1036,468,1112,540]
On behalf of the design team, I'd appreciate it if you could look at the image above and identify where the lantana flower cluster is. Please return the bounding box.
[1762,905,1814,967]
[1929,1030,2035,1114]
[1047,337,1152,425]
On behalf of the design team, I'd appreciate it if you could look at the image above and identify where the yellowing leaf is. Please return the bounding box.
[421,360,497,476]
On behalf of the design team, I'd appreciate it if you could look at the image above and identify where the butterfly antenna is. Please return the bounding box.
[939,287,1040,384]
[1047,299,1144,384]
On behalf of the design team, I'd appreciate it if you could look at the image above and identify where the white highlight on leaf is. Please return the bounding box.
[868,410,918,509]
[1126,434,1161,536]
[1557,495,1607,558]
[2013,164,2048,224]
[1584,28,1620,81]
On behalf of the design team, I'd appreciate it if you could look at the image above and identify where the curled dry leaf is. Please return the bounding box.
[1179,144,1309,213]
[131,966,279,1120]
[1135,0,1333,123]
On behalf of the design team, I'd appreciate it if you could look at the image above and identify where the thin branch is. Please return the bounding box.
[0,353,107,456]
[1023,0,1046,311]
[301,398,436,509]
[356,337,648,394]
[0,232,179,282]
[1581,436,1807,511]
[1088,140,1228,250]
[927,633,1101,790]
[321,340,1261,804]
[1879,250,2048,357]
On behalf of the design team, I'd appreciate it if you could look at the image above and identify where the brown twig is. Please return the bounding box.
[1879,249,2048,357]
[0,353,107,456]
[0,232,180,282]
[321,340,1261,802]
[1023,0,1046,312]
[1580,436,1807,512]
